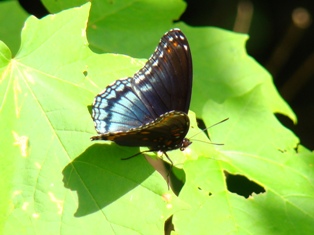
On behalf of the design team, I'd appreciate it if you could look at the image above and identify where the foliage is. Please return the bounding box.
[0,1,313,235]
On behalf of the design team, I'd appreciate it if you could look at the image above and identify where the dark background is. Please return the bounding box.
[19,0,314,150]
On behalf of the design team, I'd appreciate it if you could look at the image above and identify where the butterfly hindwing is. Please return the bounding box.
[92,111,190,151]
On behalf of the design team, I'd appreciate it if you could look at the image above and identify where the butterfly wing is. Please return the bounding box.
[92,78,154,134]
[92,111,190,151]
[132,29,193,116]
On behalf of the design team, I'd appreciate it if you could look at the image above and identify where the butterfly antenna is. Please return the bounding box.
[189,118,229,139]
[192,139,225,146]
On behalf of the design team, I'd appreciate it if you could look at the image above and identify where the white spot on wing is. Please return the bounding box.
[152,60,158,67]
[144,66,152,75]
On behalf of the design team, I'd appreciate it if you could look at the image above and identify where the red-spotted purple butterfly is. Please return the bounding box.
[91,29,193,161]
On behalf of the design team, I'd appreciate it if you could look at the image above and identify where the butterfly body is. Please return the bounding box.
[91,29,192,155]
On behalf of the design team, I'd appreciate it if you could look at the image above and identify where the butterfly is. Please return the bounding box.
[91,29,193,162]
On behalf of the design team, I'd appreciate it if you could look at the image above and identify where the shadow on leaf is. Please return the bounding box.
[62,143,154,217]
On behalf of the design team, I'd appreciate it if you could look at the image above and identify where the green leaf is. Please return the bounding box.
[0,1,29,56]
[174,152,314,234]
[42,0,87,13]
[86,0,186,56]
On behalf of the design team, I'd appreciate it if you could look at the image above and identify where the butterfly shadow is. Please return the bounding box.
[62,143,155,217]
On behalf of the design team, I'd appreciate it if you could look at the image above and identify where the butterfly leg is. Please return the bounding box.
[163,152,174,189]
[121,149,154,160]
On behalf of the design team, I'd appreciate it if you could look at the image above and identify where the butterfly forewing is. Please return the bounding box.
[132,29,192,116]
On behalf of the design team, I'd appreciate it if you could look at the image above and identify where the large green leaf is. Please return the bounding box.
[174,151,314,234]
[1,1,313,235]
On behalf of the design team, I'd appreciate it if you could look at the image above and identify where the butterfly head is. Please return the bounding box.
[180,138,192,151]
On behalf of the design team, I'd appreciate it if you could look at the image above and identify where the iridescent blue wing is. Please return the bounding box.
[91,29,192,149]
[92,78,154,134]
